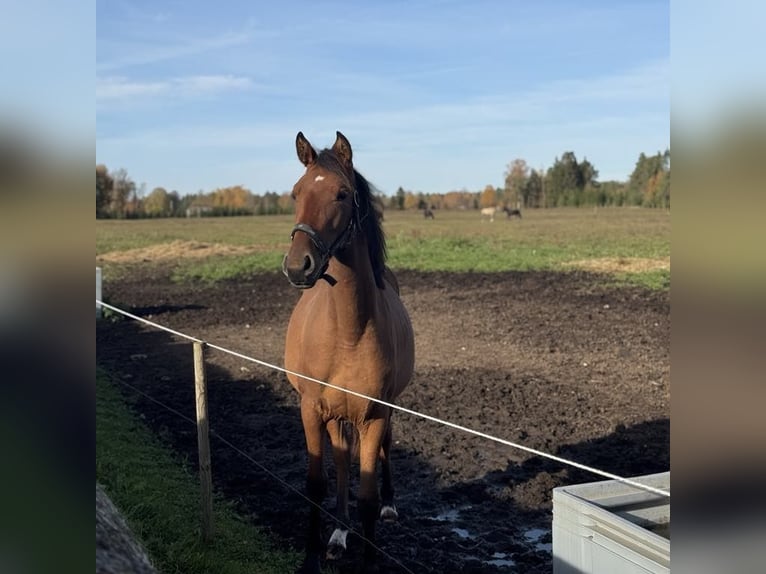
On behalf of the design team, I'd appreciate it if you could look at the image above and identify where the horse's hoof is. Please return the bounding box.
[326,528,348,560]
[380,504,398,522]
[326,542,345,561]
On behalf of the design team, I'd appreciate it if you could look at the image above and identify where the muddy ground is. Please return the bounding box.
[96,267,670,573]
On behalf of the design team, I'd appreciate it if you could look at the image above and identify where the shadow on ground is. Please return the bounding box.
[97,317,668,574]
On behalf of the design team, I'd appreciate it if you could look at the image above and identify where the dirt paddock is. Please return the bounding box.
[97,267,669,573]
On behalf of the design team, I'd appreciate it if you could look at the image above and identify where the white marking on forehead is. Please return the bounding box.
[314,174,325,182]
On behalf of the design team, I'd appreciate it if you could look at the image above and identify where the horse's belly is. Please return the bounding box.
[284,291,415,417]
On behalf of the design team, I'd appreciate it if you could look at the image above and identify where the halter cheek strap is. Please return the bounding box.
[290,202,358,261]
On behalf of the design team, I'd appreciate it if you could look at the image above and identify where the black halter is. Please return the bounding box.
[286,194,359,285]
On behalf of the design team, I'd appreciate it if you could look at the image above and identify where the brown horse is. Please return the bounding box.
[282,131,415,573]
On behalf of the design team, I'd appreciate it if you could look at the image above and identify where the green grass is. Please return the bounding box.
[96,208,670,289]
[96,368,302,574]
[171,252,287,283]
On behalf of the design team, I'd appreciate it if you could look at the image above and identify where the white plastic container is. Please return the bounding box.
[553,472,670,574]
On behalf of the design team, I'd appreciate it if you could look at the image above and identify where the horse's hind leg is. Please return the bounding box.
[299,401,327,574]
[358,415,388,567]
[325,419,351,561]
[379,415,398,522]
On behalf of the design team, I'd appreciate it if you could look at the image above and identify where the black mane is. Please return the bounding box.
[316,149,387,287]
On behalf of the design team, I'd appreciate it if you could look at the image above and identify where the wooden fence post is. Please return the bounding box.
[193,341,213,542]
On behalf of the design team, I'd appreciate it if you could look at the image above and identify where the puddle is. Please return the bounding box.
[431,508,461,522]
[429,505,471,522]
[524,528,552,553]
[451,527,472,539]
[485,552,516,568]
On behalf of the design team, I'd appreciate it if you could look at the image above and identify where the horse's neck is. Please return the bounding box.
[323,243,378,334]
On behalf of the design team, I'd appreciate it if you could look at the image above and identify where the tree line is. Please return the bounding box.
[96,148,669,219]
[96,165,293,219]
[385,148,668,212]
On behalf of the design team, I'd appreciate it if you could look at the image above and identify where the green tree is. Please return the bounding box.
[394,186,405,210]
[523,169,543,208]
[168,190,181,216]
[579,158,598,188]
[543,152,602,207]
[546,152,582,206]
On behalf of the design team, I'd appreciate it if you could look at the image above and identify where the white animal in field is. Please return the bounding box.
[481,206,497,222]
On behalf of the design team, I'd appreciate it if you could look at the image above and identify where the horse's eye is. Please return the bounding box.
[290,192,296,201]
[336,189,349,202]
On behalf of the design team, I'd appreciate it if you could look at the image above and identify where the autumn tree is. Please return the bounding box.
[479,184,497,208]
[96,164,113,218]
[212,185,252,214]
[427,193,444,210]
[627,149,670,208]
[107,168,135,219]
[144,187,172,217]
[443,190,472,210]
[278,191,294,214]
[403,190,419,210]
[504,159,529,208]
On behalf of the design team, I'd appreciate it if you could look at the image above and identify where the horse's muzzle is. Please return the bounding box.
[282,250,328,289]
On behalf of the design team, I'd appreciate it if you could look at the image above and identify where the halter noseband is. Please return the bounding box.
[289,204,357,261]
[286,191,359,286]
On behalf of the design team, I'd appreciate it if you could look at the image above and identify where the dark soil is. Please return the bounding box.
[97,268,670,573]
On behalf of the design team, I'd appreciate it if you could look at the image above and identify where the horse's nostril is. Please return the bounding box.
[303,254,315,274]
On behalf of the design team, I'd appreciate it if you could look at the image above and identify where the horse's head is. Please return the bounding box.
[282,131,359,289]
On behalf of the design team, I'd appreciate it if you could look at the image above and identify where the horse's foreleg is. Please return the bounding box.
[299,401,326,574]
[325,419,351,561]
[358,415,388,567]
[379,414,398,522]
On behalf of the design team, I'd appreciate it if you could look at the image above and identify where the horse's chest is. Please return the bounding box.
[306,336,387,381]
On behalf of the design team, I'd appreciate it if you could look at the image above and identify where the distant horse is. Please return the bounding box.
[503,206,522,219]
[480,206,498,222]
[423,207,435,219]
[282,131,416,573]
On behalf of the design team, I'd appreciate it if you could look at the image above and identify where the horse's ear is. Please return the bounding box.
[296,132,317,166]
[332,131,353,168]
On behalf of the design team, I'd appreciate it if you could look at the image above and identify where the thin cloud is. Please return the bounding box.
[97,30,253,72]
[98,59,667,149]
[97,74,253,104]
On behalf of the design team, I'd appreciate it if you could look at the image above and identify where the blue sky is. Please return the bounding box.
[96,0,669,196]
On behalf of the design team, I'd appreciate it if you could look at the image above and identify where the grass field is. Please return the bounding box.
[96,207,670,289]
[96,368,303,574]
